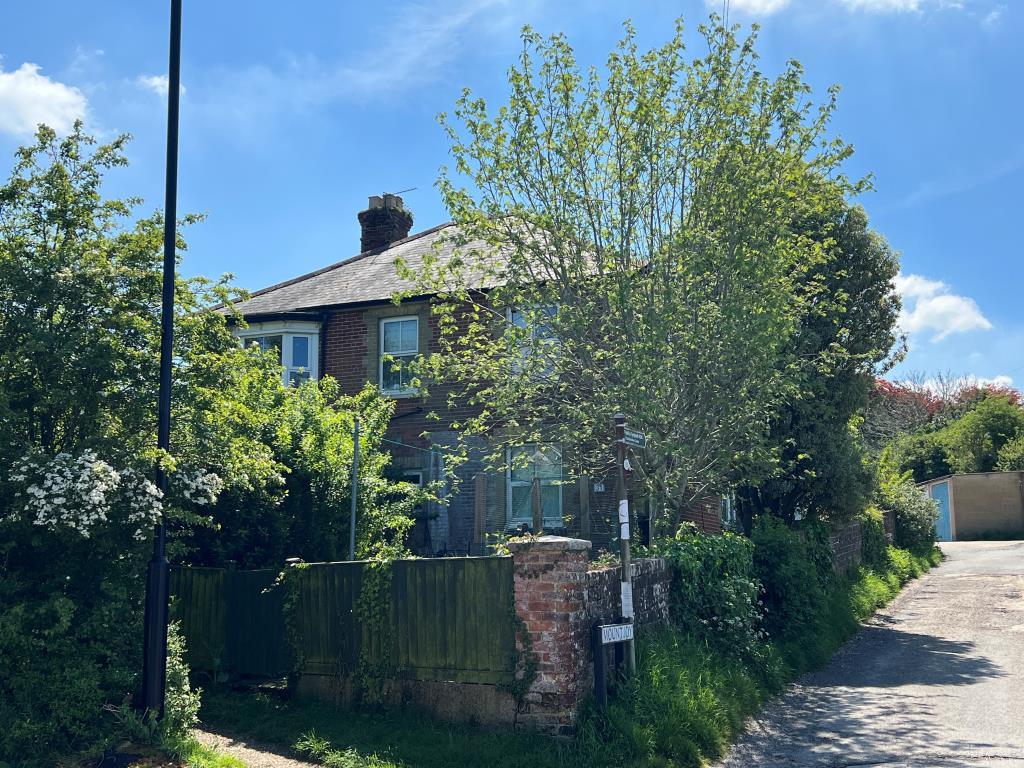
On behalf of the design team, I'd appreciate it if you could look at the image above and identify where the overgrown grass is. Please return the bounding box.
[200,690,586,768]
[164,735,248,768]
[198,545,942,768]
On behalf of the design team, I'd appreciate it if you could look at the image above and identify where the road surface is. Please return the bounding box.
[718,540,1024,768]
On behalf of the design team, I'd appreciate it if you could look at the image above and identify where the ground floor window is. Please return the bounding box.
[506,444,563,530]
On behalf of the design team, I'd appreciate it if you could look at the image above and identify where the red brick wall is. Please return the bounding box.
[830,518,862,575]
[508,537,671,736]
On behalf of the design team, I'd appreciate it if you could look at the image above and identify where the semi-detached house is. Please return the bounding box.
[231,194,725,556]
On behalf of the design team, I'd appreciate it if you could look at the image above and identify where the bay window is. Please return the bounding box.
[236,321,319,386]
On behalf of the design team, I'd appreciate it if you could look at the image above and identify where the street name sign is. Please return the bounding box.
[600,622,634,645]
[623,428,646,448]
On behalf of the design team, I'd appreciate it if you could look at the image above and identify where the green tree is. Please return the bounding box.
[0,126,416,763]
[407,18,859,528]
[746,200,901,523]
[939,395,1024,474]
[996,433,1024,471]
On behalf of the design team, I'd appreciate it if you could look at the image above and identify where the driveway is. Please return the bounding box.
[718,541,1024,768]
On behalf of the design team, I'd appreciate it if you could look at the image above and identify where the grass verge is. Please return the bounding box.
[198,545,941,768]
[164,735,247,768]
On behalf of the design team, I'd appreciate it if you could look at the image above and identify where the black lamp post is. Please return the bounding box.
[140,0,183,718]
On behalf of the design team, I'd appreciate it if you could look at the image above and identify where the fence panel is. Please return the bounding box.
[293,556,515,684]
[170,565,288,678]
[169,567,227,673]
[173,555,515,686]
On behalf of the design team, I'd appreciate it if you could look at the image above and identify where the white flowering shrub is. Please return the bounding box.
[5,450,223,544]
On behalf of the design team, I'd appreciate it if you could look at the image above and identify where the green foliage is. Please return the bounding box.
[0,126,419,763]
[752,199,901,523]
[940,395,1024,474]
[883,392,1024,482]
[859,506,889,571]
[876,469,938,552]
[653,524,764,658]
[883,431,951,484]
[163,621,202,741]
[996,432,1024,471]
[749,516,828,641]
[410,16,863,524]
[191,380,420,568]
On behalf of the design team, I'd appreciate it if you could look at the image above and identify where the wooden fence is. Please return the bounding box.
[169,565,288,678]
[170,556,516,686]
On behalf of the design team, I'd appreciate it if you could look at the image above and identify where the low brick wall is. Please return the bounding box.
[830,519,862,575]
[584,558,671,628]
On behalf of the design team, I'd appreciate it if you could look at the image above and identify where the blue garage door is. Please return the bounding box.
[930,481,953,542]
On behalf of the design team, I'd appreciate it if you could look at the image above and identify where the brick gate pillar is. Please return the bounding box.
[508,535,592,736]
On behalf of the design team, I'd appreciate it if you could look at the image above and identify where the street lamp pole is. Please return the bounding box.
[141,0,183,718]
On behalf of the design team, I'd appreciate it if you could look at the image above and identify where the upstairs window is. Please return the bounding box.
[380,316,418,396]
[508,304,559,377]
[236,322,319,386]
[506,444,563,530]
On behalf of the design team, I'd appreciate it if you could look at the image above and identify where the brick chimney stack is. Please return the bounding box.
[357,194,413,253]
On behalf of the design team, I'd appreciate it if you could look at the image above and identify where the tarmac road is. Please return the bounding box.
[718,540,1024,768]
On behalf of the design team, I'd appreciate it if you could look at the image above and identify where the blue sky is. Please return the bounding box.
[1,0,1020,385]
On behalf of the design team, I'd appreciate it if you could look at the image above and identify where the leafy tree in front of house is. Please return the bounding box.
[407,18,863,529]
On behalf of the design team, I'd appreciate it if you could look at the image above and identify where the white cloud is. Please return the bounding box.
[918,373,1014,394]
[895,273,992,342]
[982,5,1005,28]
[0,62,87,136]
[708,0,791,13]
[136,74,185,97]
[839,0,921,10]
[837,0,965,11]
[188,0,536,141]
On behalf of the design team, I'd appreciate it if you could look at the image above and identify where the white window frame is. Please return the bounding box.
[506,443,563,530]
[401,470,424,487]
[379,316,419,397]
[235,320,319,386]
[720,491,738,529]
[507,304,559,378]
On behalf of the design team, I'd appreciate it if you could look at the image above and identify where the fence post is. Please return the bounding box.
[613,413,636,675]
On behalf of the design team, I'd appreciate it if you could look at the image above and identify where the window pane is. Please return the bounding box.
[510,485,532,522]
[383,321,401,353]
[509,444,561,482]
[292,336,309,368]
[541,485,561,521]
[288,370,311,386]
[400,319,417,353]
[259,335,283,363]
[382,355,412,392]
[383,318,417,354]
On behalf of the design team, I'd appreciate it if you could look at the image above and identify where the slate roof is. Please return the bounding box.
[232,223,499,317]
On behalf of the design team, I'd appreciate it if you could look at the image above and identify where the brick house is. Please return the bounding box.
[232,195,724,555]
